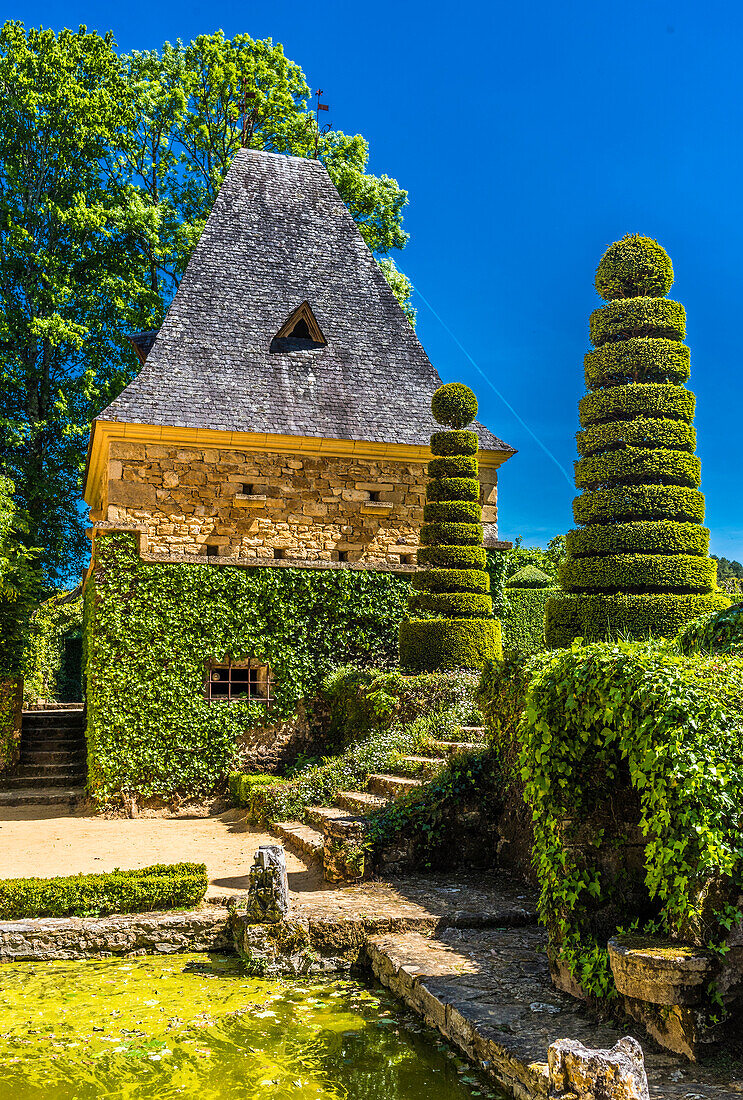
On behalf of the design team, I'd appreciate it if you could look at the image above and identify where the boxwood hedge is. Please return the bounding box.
[547,236,725,646]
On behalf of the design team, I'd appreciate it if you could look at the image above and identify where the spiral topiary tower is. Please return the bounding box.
[544,234,729,647]
[399,383,502,671]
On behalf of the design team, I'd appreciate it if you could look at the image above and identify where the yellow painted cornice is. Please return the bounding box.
[83,419,513,512]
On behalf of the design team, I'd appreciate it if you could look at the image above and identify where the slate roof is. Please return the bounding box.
[98,149,513,454]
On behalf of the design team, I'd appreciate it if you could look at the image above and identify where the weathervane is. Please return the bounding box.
[310,89,331,157]
[234,80,258,148]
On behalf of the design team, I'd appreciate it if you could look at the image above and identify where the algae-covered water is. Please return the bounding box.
[0,953,505,1099]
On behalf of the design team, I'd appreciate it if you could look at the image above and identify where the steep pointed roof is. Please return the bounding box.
[97,149,513,454]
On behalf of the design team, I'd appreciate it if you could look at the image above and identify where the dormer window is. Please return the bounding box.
[271,302,326,351]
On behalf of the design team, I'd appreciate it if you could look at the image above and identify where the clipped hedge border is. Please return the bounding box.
[502,586,556,655]
[579,382,695,428]
[419,521,484,547]
[411,568,490,594]
[573,484,706,525]
[426,477,480,503]
[576,417,696,458]
[565,520,710,559]
[399,617,502,673]
[417,545,487,570]
[544,591,730,646]
[423,500,482,524]
[584,338,690,390]
[560,552,717,594]
[428,454,478,479]
[589,297,685,347]
[409,591,493,618]
[575,447,701,490]
[430,430,479,456]
[0,862,208,919]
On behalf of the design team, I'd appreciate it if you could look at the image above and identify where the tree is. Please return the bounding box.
[545,234,729,646]
[0,25,413,587]
[399,383,502,671]
[0,476,40,676]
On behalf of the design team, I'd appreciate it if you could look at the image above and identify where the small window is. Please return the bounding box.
[206,544,219,558]
[336,550,349,563]
[401,554,415,566]
[368,491,381,502]
[206,659,273,705]
[274,548,286,560]
[242,483,254,496]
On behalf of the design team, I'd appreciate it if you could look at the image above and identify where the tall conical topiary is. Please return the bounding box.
[399,383,502,671]
[545,234,729,647]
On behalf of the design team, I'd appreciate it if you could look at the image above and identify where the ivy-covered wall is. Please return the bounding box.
[84,533,409,801]
[0,678,22,773]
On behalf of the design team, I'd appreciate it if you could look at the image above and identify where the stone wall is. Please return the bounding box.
[101,440,498,566]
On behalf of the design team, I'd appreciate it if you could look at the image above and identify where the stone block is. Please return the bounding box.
[107,481,156,507]
[548,1036,649,1099]
[608,935,714,1007]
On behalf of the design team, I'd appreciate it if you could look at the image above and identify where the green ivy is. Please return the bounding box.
[84,533,408,801]
[22,592,83,704]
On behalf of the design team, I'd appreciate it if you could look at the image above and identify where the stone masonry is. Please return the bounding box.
[103,440,499,565]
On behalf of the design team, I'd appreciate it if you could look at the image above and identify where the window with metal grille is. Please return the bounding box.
[205,659,273,705]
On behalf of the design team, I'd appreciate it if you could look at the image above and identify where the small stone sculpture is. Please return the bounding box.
[245,844,289,924]
[548,1036,650,1100]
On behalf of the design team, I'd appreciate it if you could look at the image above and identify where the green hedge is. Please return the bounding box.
[544,591,730,645]
[505,564,553,588]
[411,568,490,594]
[0,678,21,773]
[595,233,674,300]
[423,500,482,524]
[428,454,478,479]
[228,772,282,812]
[0,862,208,918]
[409,591,493,618]
[399,618,501,673]
[565,520,710,559]
[84,533,409,800]
[675,602,743,656]
[419,522,484,547]
[576,417,696,457]
[575,447,701,490]
[417,545,487,569]
[560,553,717,593]
[589,297,686,346]
[502,586,556,655]
[430,430,478,456]
[584,338,690,389]
[573,484,706,525]
[426,477,480,503]
[579,382,695,428]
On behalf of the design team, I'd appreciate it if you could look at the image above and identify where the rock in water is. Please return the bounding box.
[548,1036,650,1099]
[246,844,289,923]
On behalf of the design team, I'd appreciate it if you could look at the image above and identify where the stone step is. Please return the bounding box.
[458,725,487,740]
[368,773,424,800]
[22,711,84,730]
[394,755,447,779]
[270,820,324,863]
[305,805,357,832]
[0,768,86,788]
[334,789,389,816]
[14,762,86,778]
[20,749,86,765]
[0,786,85,808]
[22,735,86,750]
[421,740,484,757]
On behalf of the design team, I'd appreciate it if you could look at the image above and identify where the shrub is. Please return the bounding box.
[547,237,723,645]
[0,863,208,918]
[501,587,555,654]
[505,565,553,588]
[675,602,743,656]
[430,430,479,456]
[423,500,481,524]
[400,384,501,672]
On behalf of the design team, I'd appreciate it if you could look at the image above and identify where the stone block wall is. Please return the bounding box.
[101,441,499,566]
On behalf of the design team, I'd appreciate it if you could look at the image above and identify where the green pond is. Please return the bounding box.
[0,953,506,1099]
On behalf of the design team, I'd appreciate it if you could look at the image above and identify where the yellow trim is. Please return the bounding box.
[83,420,512,512]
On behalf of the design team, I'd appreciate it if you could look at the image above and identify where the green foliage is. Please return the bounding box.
[237,668,480,822]
[22,591,83,704]
[505,565,553,588]
[0,677,21,773]
[561,553,718,593]
[411,569,490,594]
[589,296,685,346]
[485,547,509,620]
[0,862,207,918]
[399,618,501,673]
[573,484,706,525]
[423,500,482,524]
[579,382,695,428]
[566,520,710,559]
[426,477,480,503]
[575,448,701,491]
[576,417,696,457]
[501,589,555,655]
[430,430,478,456]
[584,338,690,389]
[430,383,478,429]
[376,258,416,325]
[675,603,743,657]
[0,477,40,678]
[518,641,743,998]
[419,522,483,546]
[427,454,478,479]
[409,591,492,618]
[418,545,487,569]
[595,234,674,300]
[228,772,282,815]
[0,25,413,586]
[84,533,408,800]
[544,591,730,648]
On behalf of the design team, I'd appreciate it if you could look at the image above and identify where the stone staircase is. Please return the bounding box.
[270,725,487,881]
[0,708,86,808]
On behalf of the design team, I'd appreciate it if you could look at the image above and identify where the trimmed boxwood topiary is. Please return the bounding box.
[546,237,726,646]
[505,565,553,588]
[400,383,501,671]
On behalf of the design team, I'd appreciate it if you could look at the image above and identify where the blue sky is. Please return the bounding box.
[9,0,743,560]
